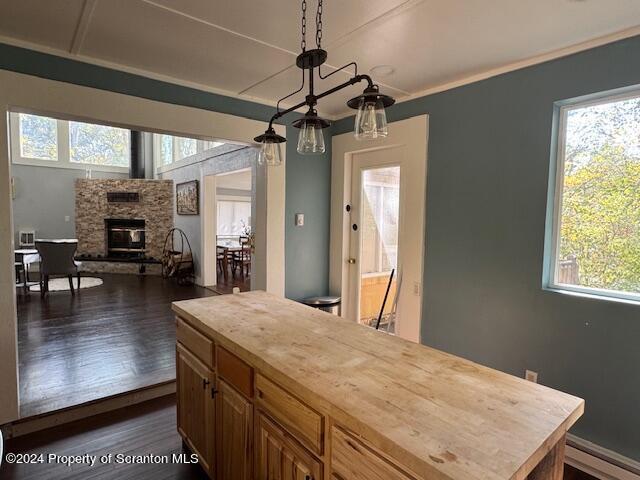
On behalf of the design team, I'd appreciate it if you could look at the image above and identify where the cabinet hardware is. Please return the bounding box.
[211,387,219,399]
[202,378,210,389]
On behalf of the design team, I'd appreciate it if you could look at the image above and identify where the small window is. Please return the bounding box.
[69,120,130,167]
[19,113,58,161]
[175,137,197,161]
[152,132,226,173]
[160,135,173,166]
[549,90,640,302]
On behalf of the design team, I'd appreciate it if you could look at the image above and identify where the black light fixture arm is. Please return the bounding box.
[267,71,374,130]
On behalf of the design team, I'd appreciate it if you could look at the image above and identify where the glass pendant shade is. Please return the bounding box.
[258,139,282,166]
[297,121,325,154]
[354,97,388,140]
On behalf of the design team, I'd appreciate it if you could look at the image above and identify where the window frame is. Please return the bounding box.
[152,133,224,174]
[546,87,640,304]
[9,112,130,173]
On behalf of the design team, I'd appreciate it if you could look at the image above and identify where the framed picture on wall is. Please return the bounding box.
[176,180,199,215]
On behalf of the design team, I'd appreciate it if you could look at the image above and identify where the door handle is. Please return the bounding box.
[347,258,356,264]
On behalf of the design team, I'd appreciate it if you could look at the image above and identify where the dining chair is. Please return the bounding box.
[35,240,81,297]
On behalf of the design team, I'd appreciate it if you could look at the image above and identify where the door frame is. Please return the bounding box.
[0,69,286,423]
[202,167,254,288]
[330,115,428,343]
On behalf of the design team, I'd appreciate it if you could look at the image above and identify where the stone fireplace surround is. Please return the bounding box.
[75,179,173,274]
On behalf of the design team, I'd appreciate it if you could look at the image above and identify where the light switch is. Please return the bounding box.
[65,216,70,222]
[295,213,304,226]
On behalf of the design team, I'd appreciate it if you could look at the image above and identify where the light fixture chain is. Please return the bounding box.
[301,0,307,52]
[315,0,323,48]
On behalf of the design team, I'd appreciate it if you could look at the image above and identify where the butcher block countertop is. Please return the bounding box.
[172,291,584,480]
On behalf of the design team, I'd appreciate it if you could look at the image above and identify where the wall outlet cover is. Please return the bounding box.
[295,213,304,226]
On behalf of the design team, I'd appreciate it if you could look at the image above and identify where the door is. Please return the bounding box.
[257,413,322,480]
[348,149,403,333]
[216,379,253,480]
[176,344,216,476]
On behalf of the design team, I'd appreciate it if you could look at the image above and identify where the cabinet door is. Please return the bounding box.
[257,413,322,480]
[217,379,253,480]
[176,344,216,477]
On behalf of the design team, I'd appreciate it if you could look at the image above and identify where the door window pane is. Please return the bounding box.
[69,121,130,167]
[19,113,58,160]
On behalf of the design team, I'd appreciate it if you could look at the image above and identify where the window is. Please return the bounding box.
[361,166,400,275]
[69,120,130,167]
[10,112,130,172]
[19,113,57,161]
[217,200,251,235]
[152,132,225,172]
[549,90,640,302]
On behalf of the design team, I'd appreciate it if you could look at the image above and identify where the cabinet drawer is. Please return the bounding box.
[176,317,214,369]
[217,346,253,398]
[331,427,416,480]
[255,374,323,454]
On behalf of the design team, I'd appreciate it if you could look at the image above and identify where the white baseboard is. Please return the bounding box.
[566,434,640,480]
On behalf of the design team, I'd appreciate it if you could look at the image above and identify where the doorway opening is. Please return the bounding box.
[211,168,254,294]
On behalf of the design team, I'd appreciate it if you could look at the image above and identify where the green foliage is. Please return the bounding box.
[560,144,640,293]
[69,121,129,167]
[19,114,57,160]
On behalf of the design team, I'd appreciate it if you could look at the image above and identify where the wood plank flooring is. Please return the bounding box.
[2,395,598,480]
[2,395,207,480]
[16,274,215,418]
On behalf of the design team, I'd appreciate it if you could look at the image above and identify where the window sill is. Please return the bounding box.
[12,157,129,174]
[544,285,640,307]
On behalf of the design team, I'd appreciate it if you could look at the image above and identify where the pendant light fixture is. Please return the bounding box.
[254,0,395,165]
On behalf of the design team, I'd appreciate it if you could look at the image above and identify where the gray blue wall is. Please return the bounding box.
[156,146,256,284]
[11,164,127,244]
[335,35,640,461]
[0,43,331,300]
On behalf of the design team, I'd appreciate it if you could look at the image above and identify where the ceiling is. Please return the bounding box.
[1,0,639,118]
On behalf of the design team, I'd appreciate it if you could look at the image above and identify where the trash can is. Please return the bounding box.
[300,296,341,315]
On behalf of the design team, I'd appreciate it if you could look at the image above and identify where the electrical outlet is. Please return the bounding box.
[525,370,538,383]
[65,216,70,222]
[413,281,421,296]
[295,213,304,226]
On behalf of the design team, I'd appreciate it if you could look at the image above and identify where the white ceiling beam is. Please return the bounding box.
[70,0,98,54]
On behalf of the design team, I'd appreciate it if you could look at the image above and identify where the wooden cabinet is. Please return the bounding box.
[216,379,253,480]
[257,412,322,480]
[176,343,216,477]
[331,426,416,480]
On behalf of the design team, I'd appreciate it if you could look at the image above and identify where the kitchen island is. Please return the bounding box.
[172,291,584,480]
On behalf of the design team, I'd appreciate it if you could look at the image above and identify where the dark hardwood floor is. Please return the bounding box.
[2,395,598,480]
[2,395,207,480]
[208,268,250,295]
[16,273,215,418]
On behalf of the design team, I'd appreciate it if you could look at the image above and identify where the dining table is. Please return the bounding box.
[217,238,244,282]
[14,248,40,290]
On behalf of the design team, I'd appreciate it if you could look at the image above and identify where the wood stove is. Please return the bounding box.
[105,218,145,258]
